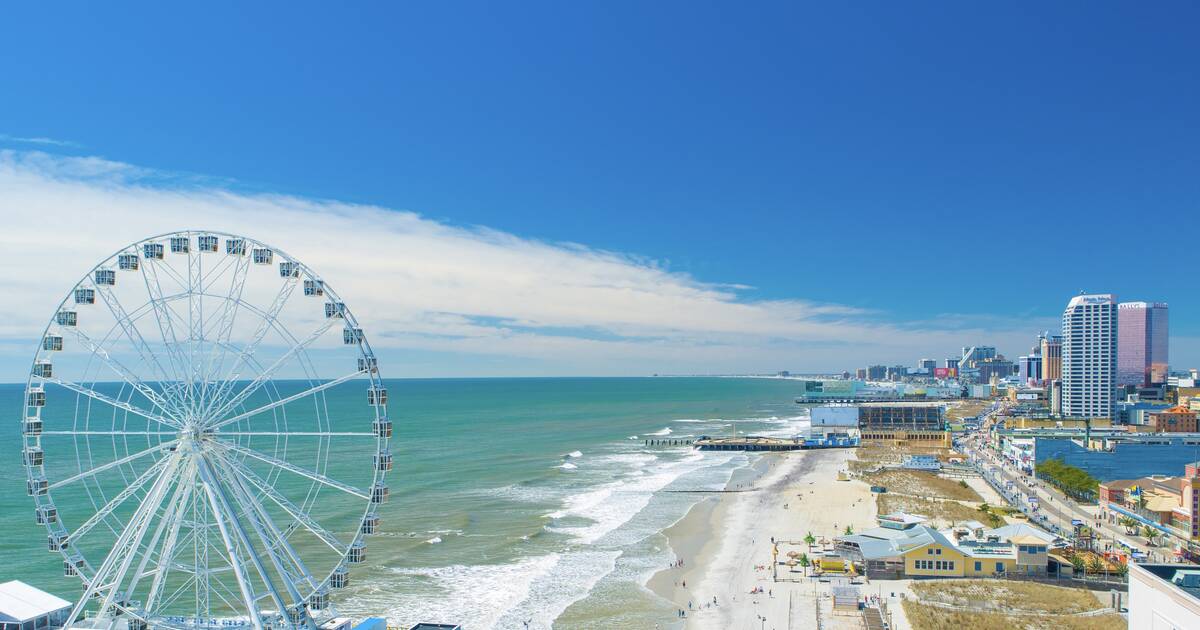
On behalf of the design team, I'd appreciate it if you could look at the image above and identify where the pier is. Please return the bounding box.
[693,435,859,451]
[643,438,694,447]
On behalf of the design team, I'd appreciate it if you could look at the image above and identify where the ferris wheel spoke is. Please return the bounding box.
[140,258,195,406]
[204,317,340,423]
[145,478,193,612]
[201,278,299,420]
[42,377,183,430]
[43,430,177,436]
[50,440,179,491]
[209,368,366,430]
[125,461,195,608]
[71,457,174,542]
[93,284,188,411]
[198,254,252,415]
[212,451,318,609]
[62,326,179,419]
[214,440,369,501]
[99,458,185,618]
[196,451,293,628]
[218,431,374,437]
[217,454,346,553]
[68,453,183,628]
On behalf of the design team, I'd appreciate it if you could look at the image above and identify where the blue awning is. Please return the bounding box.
[1108,503,1174,535]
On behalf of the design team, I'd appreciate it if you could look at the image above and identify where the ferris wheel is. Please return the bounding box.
[21,231,391,630]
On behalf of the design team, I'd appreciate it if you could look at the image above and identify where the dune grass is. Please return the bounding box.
[902,601,1125,630]
[862,469,982,502]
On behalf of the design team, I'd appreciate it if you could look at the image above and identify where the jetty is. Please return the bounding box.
[694,434,859,452]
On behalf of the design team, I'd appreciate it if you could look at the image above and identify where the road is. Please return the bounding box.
[959,406,1176,563]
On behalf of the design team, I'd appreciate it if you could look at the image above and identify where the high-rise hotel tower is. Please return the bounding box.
[1062,294,1117,418]
[1040,333,1062,384]
[1117,302,1169,387]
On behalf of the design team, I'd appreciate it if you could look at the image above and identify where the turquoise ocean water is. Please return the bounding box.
[1,377,811,629]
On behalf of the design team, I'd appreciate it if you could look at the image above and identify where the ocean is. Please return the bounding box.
[1,377,811,629]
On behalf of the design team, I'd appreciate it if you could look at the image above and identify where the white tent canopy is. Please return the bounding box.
[0,581,70,629]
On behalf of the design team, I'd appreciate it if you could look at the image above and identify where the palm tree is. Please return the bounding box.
[1087,556,1104,574]
[804,532,816,547]
[799,553,810,576]
[844,525,854,535]
[1142,525,1157,545]
[977,502,991,514]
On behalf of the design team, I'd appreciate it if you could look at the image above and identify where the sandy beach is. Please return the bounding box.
[648,448,881,629]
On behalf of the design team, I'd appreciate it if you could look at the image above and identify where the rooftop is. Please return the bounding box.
[859,402,946,408]
[987,524,1057,544]
[1133,563,1200,603]
[1067,294,1116,308]
[878,512,927,526]
[959,543,1017,559]
[0,581,70,623]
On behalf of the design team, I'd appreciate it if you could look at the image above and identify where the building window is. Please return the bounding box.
[996,562,1005,573]
[975,561,982,571]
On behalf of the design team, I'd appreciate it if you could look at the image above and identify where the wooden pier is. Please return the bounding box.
[693,435,859,451]
[643,438,694,447]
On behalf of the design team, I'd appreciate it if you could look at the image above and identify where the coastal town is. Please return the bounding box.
[2,5,1193,629]
[649,294,1196,629]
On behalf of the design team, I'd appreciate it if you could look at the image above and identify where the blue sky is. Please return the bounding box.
[1,2,1198,375]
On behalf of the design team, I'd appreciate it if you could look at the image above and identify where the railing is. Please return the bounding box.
[998,568,1127,590]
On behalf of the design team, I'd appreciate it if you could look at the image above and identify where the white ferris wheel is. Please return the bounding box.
[21,231,392,630]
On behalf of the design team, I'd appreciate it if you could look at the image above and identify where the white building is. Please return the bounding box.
[810,404,859,427]
[1129,563,1200,629]
[1061,294,1116,418]
[0,580,70,630]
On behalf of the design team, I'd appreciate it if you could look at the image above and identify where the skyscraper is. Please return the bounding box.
[1018,355,1042,384]
[1040,334,1062,384]
[1062,294,1117,418]
[1117,302,1169,387]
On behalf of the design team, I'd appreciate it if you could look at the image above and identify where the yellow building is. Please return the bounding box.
[960,546,1018,576]
[903,538,967,577]
[836,515,1053,580]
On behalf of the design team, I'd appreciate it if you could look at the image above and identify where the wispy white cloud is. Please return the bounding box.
[0,150,1043,378]
[0,134,81,148]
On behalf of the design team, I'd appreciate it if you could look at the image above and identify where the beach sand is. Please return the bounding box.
[648,448,882,629]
